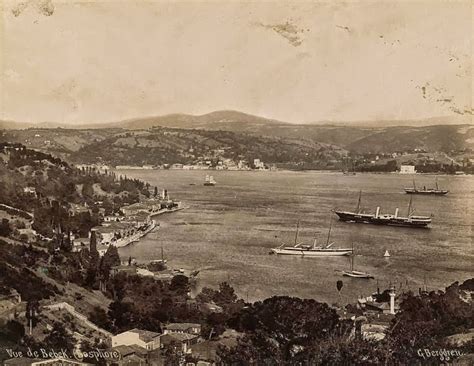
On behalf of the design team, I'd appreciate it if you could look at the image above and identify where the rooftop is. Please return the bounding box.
[112,344,148,357]
[161,333,198,344]
[128,328,161,342]
[122,203,149,210]
[165,322,201,331]
[124,211,150,220]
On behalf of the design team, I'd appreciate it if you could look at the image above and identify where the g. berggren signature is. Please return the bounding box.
[417,348,464,362]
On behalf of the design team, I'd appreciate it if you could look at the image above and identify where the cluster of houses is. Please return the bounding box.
[104,151,273,171]
[2,320,226,365]
[107,322,239,365]
[72,190,180,256]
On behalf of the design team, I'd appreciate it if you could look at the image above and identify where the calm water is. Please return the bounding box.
[117,170,473,304]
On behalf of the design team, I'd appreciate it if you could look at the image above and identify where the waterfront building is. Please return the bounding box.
[103,215,125,223]
[91,223,135,246]
[122,211,151,226]
[121,203,150,216]
[400,165,416,174]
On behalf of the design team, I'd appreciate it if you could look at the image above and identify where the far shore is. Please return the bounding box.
[113,167,473,176]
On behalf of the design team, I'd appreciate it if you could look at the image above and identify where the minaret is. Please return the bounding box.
[389,286,396,315]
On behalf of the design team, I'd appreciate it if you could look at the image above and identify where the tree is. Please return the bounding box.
[163,340,184,366]
[0,218,12,237]
[42,322,75,355]
[229,296,341,361]
[214,282,238,308]
[88,306,111,331]
[2,320,25,343]
[102,245,121,268]
[25,300,40,332]
[169,275,189,294]
[108,301,134,332]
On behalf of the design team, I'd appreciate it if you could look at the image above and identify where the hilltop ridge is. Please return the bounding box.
[1,110,470,130]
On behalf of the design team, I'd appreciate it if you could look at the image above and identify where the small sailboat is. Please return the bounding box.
[204,175,216,186]
[384,250,391,258]
[342,243,374,279]
[271,220,353,256]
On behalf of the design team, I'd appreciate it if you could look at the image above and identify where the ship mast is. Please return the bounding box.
[294,221,300,246]
[350,242,355,272]
[413,178,416,190]
[407,196,413,217]
[435,177,439,190]
[325,219,332,248]
[356,190,362,213]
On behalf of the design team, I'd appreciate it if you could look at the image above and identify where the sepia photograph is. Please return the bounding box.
[0,0,473,365]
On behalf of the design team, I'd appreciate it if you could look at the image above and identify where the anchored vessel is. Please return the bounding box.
[342,243,374,279]
[204,175,216,186]
[404,178,448,195]
[271,221,353,256]
[334,191,432,228]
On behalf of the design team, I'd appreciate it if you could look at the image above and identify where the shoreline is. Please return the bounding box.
[115,168,473,176]
[114,204,187,248]
[112,220,158,248]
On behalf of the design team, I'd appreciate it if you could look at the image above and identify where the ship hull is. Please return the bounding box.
[334,211,431,228]
[404,189,448,195]
[343,270,374,279]
[271,247,353,256]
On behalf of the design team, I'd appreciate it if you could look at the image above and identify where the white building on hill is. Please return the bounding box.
[400,165,416,174]
[112,328,161,350]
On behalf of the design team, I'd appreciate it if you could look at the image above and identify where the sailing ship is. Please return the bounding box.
[334,191,432,228]
[203,175,216,186]
[342,243,374,279]
[271,221,353,256]
[404,178,448,195]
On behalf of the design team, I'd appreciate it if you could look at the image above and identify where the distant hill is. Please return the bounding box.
[1,123,473,166]
[114,110,288,130]
[346,125,474,153]
[65,128,346,168]
[2,109,470,131]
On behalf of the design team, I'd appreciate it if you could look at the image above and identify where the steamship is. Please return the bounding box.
[334,191,432,228]
[404,178,448,195]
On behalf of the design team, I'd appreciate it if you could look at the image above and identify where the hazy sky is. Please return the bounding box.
[0,0,472,124]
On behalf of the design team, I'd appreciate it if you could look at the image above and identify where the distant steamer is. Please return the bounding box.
[404,178,448,195]
[334,191,432,228]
